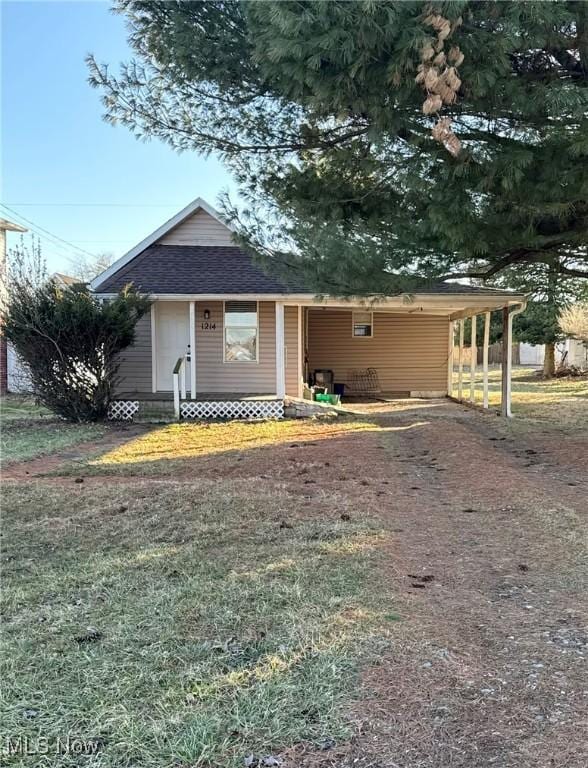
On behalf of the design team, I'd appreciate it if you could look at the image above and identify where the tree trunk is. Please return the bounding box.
[543,342,556,378]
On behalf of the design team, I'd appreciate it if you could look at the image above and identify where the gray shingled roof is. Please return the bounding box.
[97,243,522,298]
[98,245,307,294]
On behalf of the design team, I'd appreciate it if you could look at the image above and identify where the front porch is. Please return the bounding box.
[115,391,280,402]
[109,391,285,422]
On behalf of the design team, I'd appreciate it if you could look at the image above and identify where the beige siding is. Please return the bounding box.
[307,310,449,394]
[115,311,152,394]
[284,305,299,397]
[159,209,234,247]
[195,301,277,393]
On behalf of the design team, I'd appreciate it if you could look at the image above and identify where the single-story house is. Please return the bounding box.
[91,197,526,418]
[5,272,80,394]
[1,217,27,395]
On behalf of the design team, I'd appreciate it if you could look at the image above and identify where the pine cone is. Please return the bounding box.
[421,42,435,61]
[448,45,465,67]
[424,67,440,90]
[444,67,462,91]
[423,94,443,114]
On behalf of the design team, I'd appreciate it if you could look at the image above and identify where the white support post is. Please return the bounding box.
[173,372,180,419]
[297,305,303,398]
[458,319,464,401]
[501,307,512,417]
[501,302,527,417]
[447,320,454,397]
[470,314,477,403]
[180,359,186,400]
[151,304,157,393]
[189,301,196,399]
[275,302,285,398]
[304,306,309,384]
[482,311,490,409]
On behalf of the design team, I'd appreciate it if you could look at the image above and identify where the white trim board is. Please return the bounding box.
[96,293,526,309]
[90,197,235,291]
[275,302,285,398]
[150,304,157,393]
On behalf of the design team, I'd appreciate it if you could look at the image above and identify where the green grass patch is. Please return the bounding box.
[451,366,588,430]
[1,420,105,464]
[0,395,105,465]
[0,396,51,422]
[1,479,396,767]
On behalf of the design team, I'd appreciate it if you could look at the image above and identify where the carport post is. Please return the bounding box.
[482,311,491,409]
[297,304,303,398]
[501,301,527,417]
[470,314,477,403]
[447,321,455,397]
[457,319,464,401]
[501,307,512,417]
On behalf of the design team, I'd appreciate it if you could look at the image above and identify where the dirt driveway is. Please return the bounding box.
[319,404,588,768]
[5,401,587,767]
[186,402,587,768]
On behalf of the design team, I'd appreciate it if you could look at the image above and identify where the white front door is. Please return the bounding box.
[156,302,191,391]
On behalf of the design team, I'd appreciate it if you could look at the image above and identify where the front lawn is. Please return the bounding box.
[1,479,395,768]
[76,418,379,477]
[2,395,586,767]
[0,396,105,464]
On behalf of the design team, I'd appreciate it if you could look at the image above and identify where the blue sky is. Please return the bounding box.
[1,0,236,272]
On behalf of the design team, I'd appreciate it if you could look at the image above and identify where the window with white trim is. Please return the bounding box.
[224,301,258,362]
[352,311,373,337]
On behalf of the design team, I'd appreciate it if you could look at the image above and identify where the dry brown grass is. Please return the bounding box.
[2,386,587,767]
[1,477,397,768]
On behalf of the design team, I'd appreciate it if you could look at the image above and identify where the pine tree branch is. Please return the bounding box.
[438,250,532,281]
[576,0,588,76]
[557,264,588,278]
[439,246,588,282]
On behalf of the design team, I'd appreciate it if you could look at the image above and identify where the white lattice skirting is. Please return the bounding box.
[108,400,140,421]
[181,399,284,420]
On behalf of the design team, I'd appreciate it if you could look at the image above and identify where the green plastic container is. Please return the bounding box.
[315,393,341,406]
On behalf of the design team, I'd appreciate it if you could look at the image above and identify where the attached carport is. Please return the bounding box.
[285,286,526,417]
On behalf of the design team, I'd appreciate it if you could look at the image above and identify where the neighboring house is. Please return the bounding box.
[91,197,526,417]
[520,340,588,369]
[7,342,32,393]
[52,272,80,289]
[6,271,79,394]
[0,217,27,395]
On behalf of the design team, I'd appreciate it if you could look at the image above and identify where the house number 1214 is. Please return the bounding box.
[201,322,216,330]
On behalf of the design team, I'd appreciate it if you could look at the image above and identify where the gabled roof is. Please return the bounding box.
[97,244,307,294]
[52,272,79,287]
[92,196,525,302]
[0,218,27,233]
[91,197,234,291]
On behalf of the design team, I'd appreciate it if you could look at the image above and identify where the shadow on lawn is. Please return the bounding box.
[49,415,431,478]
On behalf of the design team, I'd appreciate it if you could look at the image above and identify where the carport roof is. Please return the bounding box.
[409,283,521,296]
